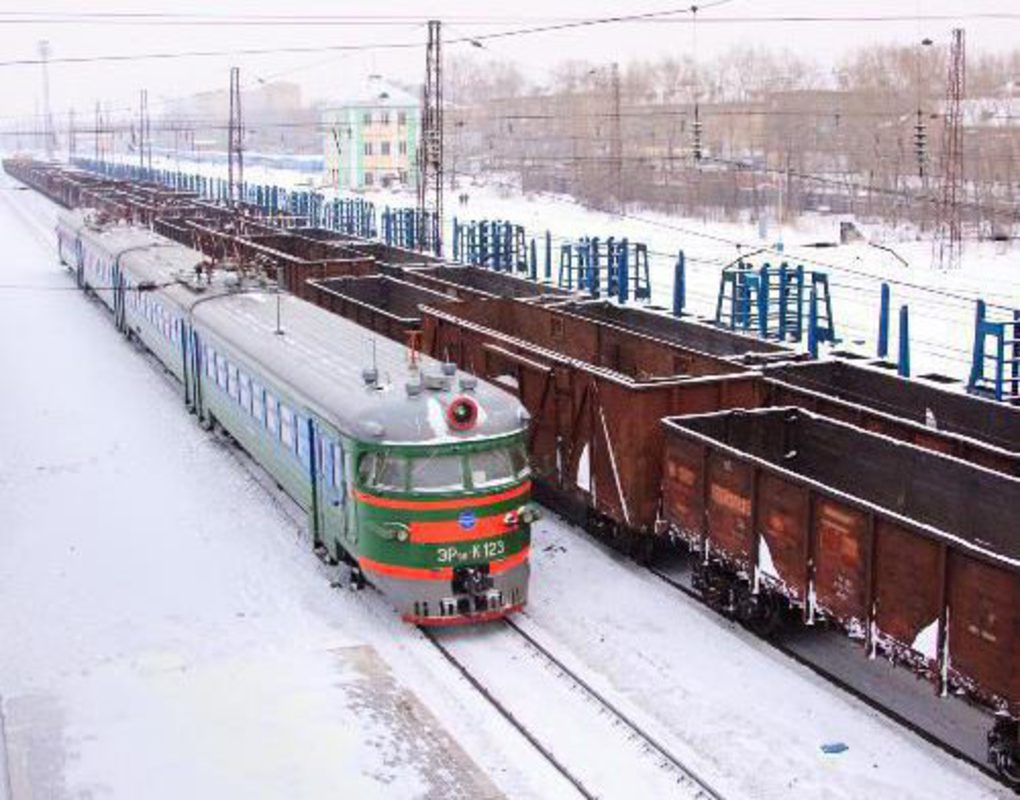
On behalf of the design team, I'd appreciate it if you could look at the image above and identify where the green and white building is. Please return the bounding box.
[322,81,419,192]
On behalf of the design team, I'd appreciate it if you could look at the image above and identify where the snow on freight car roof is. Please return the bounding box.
[75,218,528,446]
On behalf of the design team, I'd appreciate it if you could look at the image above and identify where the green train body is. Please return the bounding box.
[56,210,535,625]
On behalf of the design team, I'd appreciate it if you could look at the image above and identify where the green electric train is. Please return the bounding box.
[57,210,537,625]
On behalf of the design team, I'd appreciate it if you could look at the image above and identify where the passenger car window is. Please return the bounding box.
[280,405,295,449]
[333,444,345,489]
[266,396,279,435]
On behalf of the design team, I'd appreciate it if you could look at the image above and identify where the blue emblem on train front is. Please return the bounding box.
[458,510,477,530]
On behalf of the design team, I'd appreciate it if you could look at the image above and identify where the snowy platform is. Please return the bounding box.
[2,645,499,799]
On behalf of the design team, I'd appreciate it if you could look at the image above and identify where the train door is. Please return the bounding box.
[180,322,192,410]
[111,263,126,332]
[188,328,204,417]
[74,238,84,288]
[312,421,347,561]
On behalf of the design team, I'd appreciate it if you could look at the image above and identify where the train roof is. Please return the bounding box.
[64,211,528,446]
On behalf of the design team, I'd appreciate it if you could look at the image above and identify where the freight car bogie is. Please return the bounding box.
[988,716,1020,788]
[587,509,659,564]
[686,555,787,636]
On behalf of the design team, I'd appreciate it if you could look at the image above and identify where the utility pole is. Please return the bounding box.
[94,101,101,163]
[67,108,76,163]
[138,89,152,172]
[609,61,623,209]
[228,66,244,205]
[38,40,56,160]
[417,20,444,254]
[933,28,965,269]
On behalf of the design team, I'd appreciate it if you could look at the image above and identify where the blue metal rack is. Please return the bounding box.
[715,260,835,345]
[968,300,1020,403]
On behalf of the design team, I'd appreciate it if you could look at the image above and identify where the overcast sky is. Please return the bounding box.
[2,0,1018,128]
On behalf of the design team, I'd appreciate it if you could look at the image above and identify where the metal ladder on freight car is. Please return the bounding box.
[967,300,1020,403]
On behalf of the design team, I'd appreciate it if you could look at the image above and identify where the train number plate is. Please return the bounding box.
[436,540,506,564]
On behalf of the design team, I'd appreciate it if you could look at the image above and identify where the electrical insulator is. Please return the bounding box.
[913,112,927,178]
[692,117,704,163]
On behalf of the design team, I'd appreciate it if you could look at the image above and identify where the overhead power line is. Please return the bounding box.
[0,2,734,69]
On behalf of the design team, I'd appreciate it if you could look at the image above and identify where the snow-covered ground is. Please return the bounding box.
[0,170,1010,798]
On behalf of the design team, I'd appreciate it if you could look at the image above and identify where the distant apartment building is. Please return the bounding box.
[322,81,419,191]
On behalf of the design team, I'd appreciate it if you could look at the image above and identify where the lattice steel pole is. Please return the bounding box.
[417,20,444,255]
[228,67,245,206]
[933,28,966,269]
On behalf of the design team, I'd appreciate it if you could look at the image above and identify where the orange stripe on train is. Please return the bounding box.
[353,481,530,511]
[409,515,515,544]
[359,546,530,582]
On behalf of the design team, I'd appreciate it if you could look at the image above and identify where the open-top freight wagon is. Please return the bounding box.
[397,264,572,302]
[555,299,795,365]
[660,406,1020,784]
[421,297,762,554]
[765,359,1020,466]
[306,275,454,342]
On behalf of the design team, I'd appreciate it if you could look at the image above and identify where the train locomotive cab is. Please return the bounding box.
[351,369,537,626]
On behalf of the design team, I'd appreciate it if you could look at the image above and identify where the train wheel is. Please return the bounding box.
[988,717,1020,789]
[993,750,1020,789]
[736,588,785,638]
[634,536,657,566]
[987,718,1020,787]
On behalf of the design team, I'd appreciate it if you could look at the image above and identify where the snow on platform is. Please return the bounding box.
[0,180,562,799]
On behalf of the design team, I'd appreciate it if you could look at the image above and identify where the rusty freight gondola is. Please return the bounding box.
[421,297,761,551]
[398,264,572,302]
[306,275,454,342]
[764,359,1020,475]
[555,299,796,364]
[660,406,1020,782]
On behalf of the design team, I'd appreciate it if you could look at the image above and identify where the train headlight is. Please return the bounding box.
[503,510,520,528]
[446,395,479,431]
[517,505,541,524]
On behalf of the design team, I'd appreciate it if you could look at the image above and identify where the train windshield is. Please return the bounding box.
[357,452,406,492]
[408,453,465,493]
[359,442,528,495]
[468,443,529,489]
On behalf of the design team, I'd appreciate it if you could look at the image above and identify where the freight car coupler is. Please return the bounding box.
[988,715,1020,788]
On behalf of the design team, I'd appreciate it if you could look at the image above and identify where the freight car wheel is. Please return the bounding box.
[735,587,784,638]
[993,751,1020,789]
[634,537,657,566]
[988,717,1020,789]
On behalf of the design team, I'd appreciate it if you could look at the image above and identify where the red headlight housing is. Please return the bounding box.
[446,395,479,430]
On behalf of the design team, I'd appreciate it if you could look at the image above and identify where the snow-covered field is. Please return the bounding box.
[0,171,1010,798]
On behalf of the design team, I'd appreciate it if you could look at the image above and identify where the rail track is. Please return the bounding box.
[421,616,724,800]
[644,557,1005,789]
